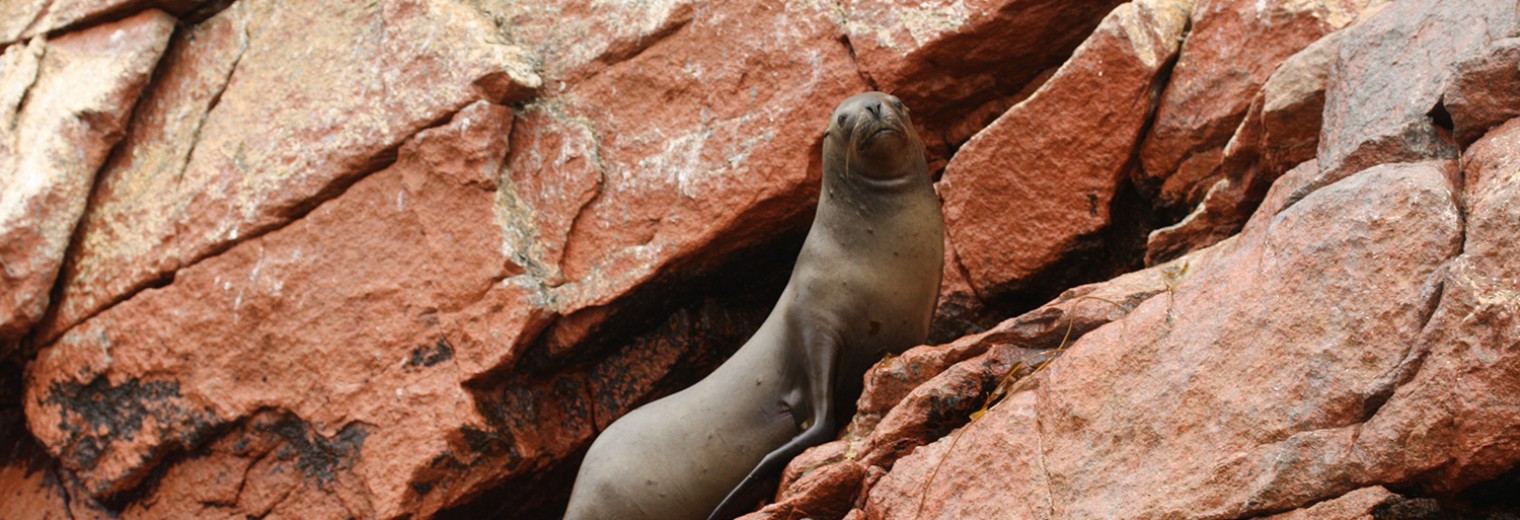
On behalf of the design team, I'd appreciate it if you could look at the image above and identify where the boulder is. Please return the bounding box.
[1137,0,1378,207]
[41,0,541,344]
[1317,0,1515,180]
[937,0,1191,319]
[1445,38,1520,147]
[869,160,1462,518]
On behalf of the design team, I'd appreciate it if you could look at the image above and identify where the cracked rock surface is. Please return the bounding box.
[2,0,1519,519]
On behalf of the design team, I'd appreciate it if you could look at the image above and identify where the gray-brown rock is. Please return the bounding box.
[1445,37,1520,147]
[1318,0,1515,179]
[0,11,174,343]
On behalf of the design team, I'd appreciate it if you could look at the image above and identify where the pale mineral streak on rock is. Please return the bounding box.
[469,0,700,88]
[40,0,541,345]
[0,10,175,345]
[0,0,49,48]
[34,6,251,348]
[0,1,220,48]
[500,0,868,356]
[7,0,1520,518]
[25,101,554,519]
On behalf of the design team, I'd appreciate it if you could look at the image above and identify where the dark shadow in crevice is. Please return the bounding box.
[935,177,1164,344]
[438,224,810,520]
[1381,464,1520,520]
[17,21,184,359]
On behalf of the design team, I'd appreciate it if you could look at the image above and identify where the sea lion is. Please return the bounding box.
[563,92,943,520]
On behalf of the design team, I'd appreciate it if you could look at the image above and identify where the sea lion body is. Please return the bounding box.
[564,92,943,520]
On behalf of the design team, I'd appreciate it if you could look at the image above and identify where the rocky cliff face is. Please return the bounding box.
[1,0,1516,519]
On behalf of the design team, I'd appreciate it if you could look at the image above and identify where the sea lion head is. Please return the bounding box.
[823,91,926,184]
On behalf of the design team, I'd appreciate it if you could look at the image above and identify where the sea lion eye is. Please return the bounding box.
[889,97,904,111]
[837,114,847,127]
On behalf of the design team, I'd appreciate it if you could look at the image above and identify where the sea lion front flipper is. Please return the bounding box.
[707,323,843,520]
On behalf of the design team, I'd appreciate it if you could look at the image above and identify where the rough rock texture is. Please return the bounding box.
[1445,37,1520,147]
[0,11,174,344]
[1144,29,1346,263]
[0,1,208,47]
[936,0,1190,328]
[843,0,1125,164]
[40,0,542,344]
[6,0,1520,519]
[1136,0,1377,207]
[866,159,1464,519]
[1259,486,1401,520]
[1318,0,1514,179]
[27,101,541,515]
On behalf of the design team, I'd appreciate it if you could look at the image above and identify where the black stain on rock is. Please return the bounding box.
[259,415,370,486]
[407,337,456,369]
[43,376,219,470]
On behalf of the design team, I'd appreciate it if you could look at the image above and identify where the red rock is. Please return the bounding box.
[29,10,246,346]
[0,11,174,343]
[739,440,864,520]
[1144,27,1343,264]
[1,404,112,520]
[25,102,550,517]
[759,248,1217,518]
[42,0,540,344]
[1137,0,1375,207]
[1445,38,1520,147]
[938,0,1191,299]
[425,291,775,518]
[1255,31,1347,175]
[1143,177,1238,265]
[872,160,1462,518]
[844,0,1125,161]
[504,0,869,354]
[865,391,1051,519]
[1317,0,1514,179]
[1325,119,1520,496]
[120,410,374,519]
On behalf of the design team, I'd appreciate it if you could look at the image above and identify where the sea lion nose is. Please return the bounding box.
[865,101,882,120]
